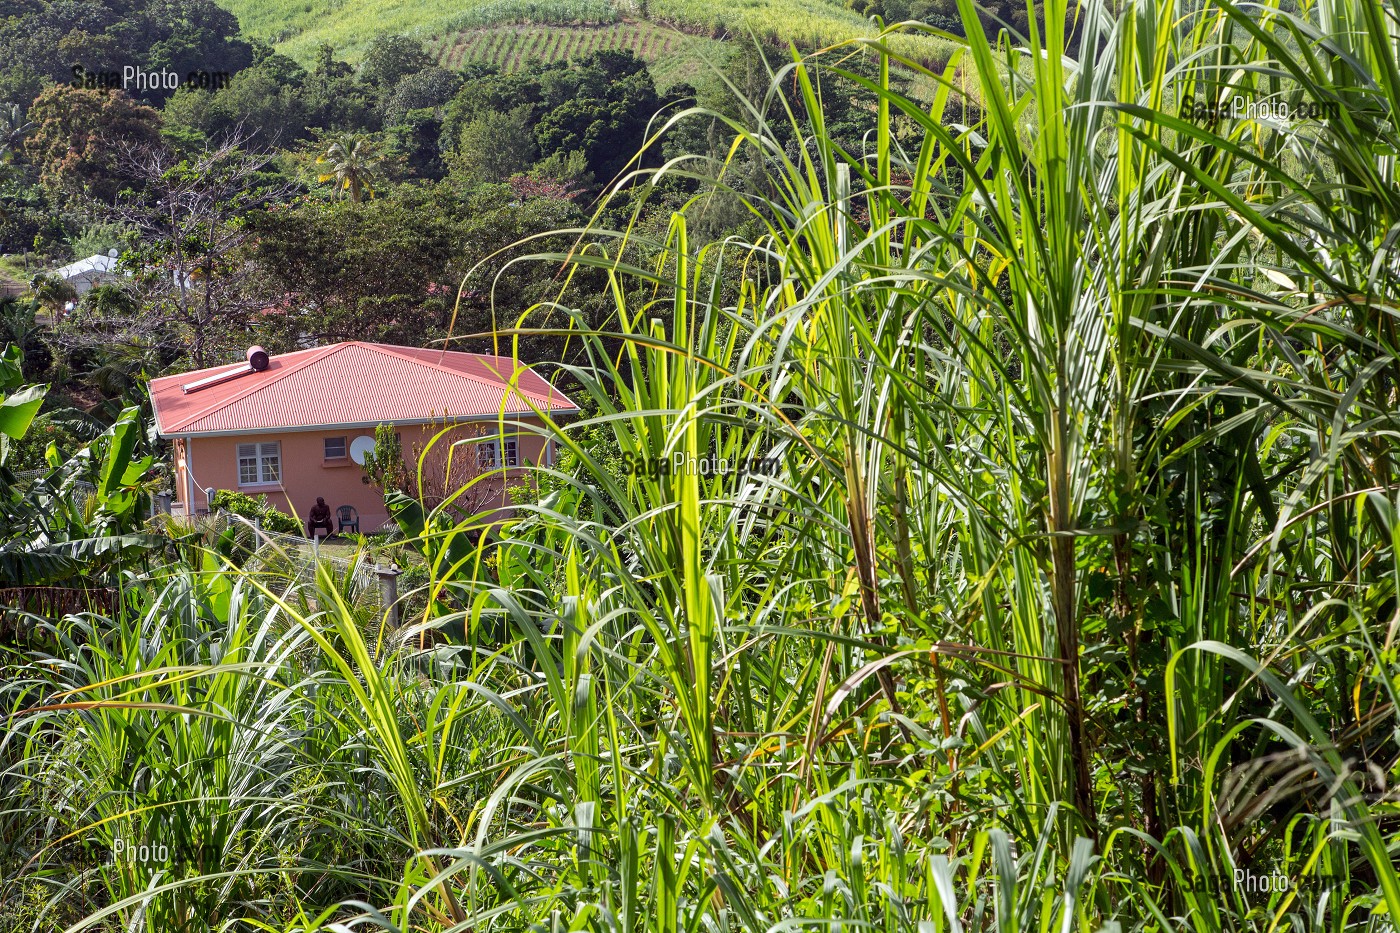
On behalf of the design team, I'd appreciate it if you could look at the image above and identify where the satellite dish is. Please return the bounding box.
[349,435,376,465]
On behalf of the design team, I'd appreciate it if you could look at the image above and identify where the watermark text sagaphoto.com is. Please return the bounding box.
[1179,93,1339,123]
[112,838,168,865]
[71,64,230,92]
[620,451,781,478]
[1236,867,1292,894]
[110,837,221,866]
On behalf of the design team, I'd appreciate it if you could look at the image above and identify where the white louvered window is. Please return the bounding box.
[324,436,347,460]
[477,439,519,469]
[237,441,281,485]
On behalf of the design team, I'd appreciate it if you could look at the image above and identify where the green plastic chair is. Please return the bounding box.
[336,505,360,534]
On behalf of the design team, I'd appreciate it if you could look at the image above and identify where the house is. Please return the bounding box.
[147,342,580,530]
[54,251,122,295]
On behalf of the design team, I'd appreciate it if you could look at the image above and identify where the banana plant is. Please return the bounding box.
[0,344,155,588]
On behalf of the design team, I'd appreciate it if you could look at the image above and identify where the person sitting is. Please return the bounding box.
[307,497,334,538]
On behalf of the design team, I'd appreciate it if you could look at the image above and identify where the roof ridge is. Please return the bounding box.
[428,346,547,376]
[363,342,567,410]
[163,343,347,434]
[444,348,575,407]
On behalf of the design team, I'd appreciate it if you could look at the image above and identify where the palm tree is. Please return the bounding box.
[316,133,380,203]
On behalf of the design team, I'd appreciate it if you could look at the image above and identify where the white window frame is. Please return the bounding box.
[237,441,282,486]
[323,436,347,460]
[477,438,519,470]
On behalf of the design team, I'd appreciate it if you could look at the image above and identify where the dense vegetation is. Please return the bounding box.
[0,0,253,109]
[4,0,1400,931]
[0,28,714,402]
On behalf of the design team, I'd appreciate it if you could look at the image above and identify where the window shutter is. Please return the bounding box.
[237,443,258,485]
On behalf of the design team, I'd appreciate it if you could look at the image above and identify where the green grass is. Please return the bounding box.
[0,254,36,291]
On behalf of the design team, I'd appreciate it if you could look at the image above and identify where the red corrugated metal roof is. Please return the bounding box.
[149,342,579,436]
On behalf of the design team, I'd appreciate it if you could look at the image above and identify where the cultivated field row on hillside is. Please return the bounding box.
[427,21,723,87]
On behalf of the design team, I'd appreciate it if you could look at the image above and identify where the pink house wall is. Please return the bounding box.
[173,419,554,532]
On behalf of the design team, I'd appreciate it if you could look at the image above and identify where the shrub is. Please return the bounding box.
[7,412,82,472]
[209,489,303,536]
[360,422,406,492]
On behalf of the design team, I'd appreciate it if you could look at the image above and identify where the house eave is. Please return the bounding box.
[156,409,578,439]
[147,384,169,435]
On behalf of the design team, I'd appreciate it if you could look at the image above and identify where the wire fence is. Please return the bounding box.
[3,473,120,636]
[0,502,402,630]
[214,512,397,621]
[0,586,121,641]
[14,469,98,513]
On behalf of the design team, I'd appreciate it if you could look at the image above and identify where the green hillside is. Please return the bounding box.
[215,0,954,68]
[427,21,726,88]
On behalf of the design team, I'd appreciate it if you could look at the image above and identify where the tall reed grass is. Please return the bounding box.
[3,0,1399,928]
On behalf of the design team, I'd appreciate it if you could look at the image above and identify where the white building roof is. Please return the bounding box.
[54,253,120,280]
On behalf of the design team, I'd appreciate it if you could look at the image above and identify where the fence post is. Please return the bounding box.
[375,564,401,627]
[252,517,261,553]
